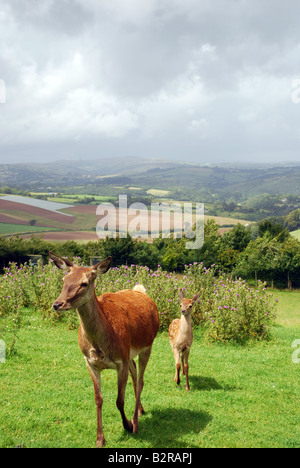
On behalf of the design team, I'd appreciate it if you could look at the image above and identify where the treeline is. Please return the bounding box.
[1,217,300,288]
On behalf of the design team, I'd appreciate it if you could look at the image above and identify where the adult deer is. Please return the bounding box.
[169,289,200,392]
[50,253,159,448]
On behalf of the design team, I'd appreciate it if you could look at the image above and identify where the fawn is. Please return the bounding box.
[169,289,200,391]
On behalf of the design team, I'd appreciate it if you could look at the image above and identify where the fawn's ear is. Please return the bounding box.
[180,289,185,300]
[193,292,200,303]
[49,252,74,272]
[92,257,112,276]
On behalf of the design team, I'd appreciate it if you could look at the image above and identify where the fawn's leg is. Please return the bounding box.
[173,348,181,386]
[183,351,190,392]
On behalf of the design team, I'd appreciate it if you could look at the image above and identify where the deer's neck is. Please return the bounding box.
[180,314,192,336]
[77,292,110,349]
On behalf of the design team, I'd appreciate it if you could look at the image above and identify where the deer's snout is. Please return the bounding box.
[53,301,64,311]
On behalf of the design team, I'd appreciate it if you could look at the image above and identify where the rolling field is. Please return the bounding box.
[291,230,300,241]
[0,195,252,240]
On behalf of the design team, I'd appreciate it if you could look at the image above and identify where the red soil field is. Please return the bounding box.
[0,214,28,225]
[0,200,75,224]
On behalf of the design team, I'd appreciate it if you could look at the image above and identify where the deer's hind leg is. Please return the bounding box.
[116,361,133,433]
[132,345,152,434]
[183,350,191,392]
[129,359,145,417]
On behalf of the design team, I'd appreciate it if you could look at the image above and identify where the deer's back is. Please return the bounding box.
[98,290,159,349]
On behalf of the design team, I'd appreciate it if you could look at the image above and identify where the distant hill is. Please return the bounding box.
[0,157,180,188]
[1,159,300,198]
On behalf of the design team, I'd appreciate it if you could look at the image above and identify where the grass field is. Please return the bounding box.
[291,230,300,241]
[0,224,60,235]
[0,289,299,448]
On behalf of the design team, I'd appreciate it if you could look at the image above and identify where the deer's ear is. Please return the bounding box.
[49,252,74,272]
[92,257,112,276]
[180,289,185,300]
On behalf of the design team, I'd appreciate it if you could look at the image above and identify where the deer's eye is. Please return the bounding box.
[81,282,89,288]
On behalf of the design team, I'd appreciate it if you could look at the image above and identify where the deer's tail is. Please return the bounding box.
[133,284,147,294]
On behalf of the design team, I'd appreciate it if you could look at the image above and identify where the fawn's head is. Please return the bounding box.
[50,252,112,311]
[180,289,200,316]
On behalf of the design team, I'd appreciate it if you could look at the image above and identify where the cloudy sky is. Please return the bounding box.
[0,0,300,164]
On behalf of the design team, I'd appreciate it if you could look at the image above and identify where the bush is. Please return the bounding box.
[0,263,25,354]
[0,259,277,349]
[204,277,277,343]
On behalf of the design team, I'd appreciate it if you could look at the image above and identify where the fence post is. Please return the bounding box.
[27,255,43,267]
[90,256,102,266]
[288,272,292,291]
[0,340,6,363]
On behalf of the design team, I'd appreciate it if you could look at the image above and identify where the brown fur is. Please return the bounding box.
[50,253,159,448]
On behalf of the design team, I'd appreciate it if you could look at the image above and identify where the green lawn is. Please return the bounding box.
[291,229,300,241]
[0,291,299,448]
[0,224,60,236]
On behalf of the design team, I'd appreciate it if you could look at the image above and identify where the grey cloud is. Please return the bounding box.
[0,0,300,163]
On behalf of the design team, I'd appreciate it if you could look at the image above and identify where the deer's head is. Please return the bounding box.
[50,252,112,311]
[179,289,200,317]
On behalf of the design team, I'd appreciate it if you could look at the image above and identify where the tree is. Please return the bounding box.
[222,223,252,252]
[161,238,187,272]
[279,237,300,290]
[284,209,300,232]
[258,218,288,240]
[234,234,281,284]
[218,248,240,273]
[192,220,222,267]
[102,236,136,266]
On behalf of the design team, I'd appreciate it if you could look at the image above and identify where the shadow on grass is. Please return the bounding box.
[121,407,212,448]
[189,375,237,392]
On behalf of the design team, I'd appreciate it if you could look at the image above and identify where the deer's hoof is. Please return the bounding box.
[132,420,139,434]
[124,420,133,433]
[96,437,106,448]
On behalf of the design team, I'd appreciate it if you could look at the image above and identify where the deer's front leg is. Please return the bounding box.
[173,348,181,386]
[86,360,105,448]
